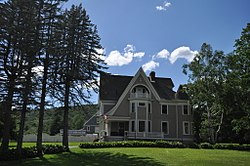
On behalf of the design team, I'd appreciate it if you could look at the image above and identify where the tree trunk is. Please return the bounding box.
[17,64,32,155]
[16,101,27,155]
[0,78,15,153]
[62,79,70,151]
[36,58,48,156]
[215,111,224,143]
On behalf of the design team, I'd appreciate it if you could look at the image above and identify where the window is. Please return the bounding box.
[148,103,151,113]
[148,121,151,132]
[183,121,190,135]
[183,105,189,115]
[139,102,145,107]
[131,121,135,132]
[87,126,90,131]
[139,121,145,132]
[161,105,168,114]
[161,121,169,134]
[131,102,135,112]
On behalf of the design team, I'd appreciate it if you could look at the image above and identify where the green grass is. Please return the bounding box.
[1,147,250,166]
[7,142,80,148]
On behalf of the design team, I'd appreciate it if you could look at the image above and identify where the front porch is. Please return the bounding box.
[102,132,182,142]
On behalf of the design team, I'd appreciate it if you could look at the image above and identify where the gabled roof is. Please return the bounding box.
[84,113,98,126]
[99,72,133,100]
[175,85,189,100]
[99,69,176,101]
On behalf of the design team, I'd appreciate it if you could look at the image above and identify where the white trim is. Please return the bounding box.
[130,101,136,113]
[106,67,161,116]
[161,104,168,115]
[83,112,98,126]
[161,121,169,135]
[176,105,179,138]
[183,121,190,135]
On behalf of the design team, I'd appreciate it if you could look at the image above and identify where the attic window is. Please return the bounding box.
[139,102,145,107]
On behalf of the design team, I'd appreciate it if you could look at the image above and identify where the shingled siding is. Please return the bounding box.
[98,68,193,141]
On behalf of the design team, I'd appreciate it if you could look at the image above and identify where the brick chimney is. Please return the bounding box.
[149,71,155,82]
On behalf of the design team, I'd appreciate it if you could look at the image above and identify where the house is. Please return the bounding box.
[83,113,99,134]
[98,68,193,142]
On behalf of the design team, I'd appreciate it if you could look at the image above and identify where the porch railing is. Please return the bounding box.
[130,93,150,99]
[126,132,167,139]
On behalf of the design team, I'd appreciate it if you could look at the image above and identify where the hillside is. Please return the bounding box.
[23,105,97,135]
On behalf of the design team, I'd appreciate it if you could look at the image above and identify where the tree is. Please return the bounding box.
[0,0,33,153]
[36,0,67,157]
[183,43,227,143]
[52,5,106,150]
[226,23,250,143]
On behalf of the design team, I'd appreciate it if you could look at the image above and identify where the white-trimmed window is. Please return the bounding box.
[87,126,90,131]
[138,102,146,107]
[148,103,151,113]
[139,121,145,132]
[131,121,135,132]
[182,105,189,115]
[183,121,190,135]
[148,120,151,132]
[161,121,169,134]
[161,104,168,114]
[131,102,136,113]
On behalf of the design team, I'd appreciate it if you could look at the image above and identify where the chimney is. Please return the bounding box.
[149,71,155,82]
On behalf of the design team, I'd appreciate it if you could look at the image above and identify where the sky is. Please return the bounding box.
[64,0,250,103]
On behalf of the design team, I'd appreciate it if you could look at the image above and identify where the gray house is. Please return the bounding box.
[83,113,99,134]
[98,68,193,142]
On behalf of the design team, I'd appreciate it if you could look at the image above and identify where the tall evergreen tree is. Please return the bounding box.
[53,5,106,149]
[36,0,67,157]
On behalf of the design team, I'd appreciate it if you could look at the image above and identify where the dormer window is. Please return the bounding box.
[130,85,150,99]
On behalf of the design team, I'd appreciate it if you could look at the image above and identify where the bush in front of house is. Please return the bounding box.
[79,140,185,148]
[0,144,68,161]
[200,142,214,149]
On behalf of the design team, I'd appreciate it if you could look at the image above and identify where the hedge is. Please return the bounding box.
[0,144,68,161]
[79,141,250,151]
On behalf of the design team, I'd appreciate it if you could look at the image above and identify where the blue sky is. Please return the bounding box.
[65,0,250,102]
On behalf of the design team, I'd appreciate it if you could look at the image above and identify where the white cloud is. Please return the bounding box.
[142,60,159,72]
[134,52,145,58]
[104,44,145,66]
[156,1,171,11]
[105,50,133,66]
[152,46,198,64]
[153,49,170,59]
[169,46,198,64]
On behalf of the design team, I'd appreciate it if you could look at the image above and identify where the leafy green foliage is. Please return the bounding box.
[23,105,97,135]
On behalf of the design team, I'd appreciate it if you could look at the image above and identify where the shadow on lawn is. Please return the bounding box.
[18,149,164,166]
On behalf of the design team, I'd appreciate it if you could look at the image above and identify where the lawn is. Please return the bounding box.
[1,146,250,166]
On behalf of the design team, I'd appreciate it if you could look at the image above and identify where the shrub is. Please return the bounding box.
[79,140,185,149]
[200,142,214,149]
[0,144,68,161]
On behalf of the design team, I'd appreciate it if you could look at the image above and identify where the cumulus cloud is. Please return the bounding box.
[153,46,198,64]
[142,60,160,72]
[104,44,145,66]
[169,46,198,64]
[156,1,171,11]
[153,49,170,59]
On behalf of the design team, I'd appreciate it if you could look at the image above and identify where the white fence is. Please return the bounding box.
[23,133,98,142]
